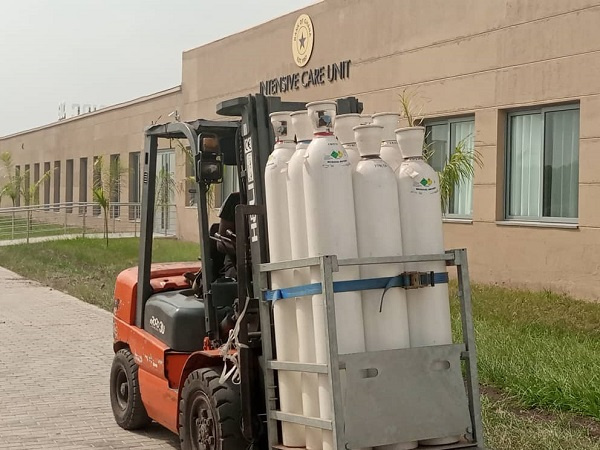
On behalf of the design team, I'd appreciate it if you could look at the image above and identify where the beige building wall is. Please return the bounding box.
[2,0,600,300]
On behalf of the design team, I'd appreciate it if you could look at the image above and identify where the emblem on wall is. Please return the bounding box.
[292,14,314,67]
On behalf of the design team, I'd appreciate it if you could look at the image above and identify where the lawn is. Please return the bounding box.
[451,284,600,419]
[0,237,200,310]
[0,237,599,449]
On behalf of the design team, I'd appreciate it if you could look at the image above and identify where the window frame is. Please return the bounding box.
[504,104,579,224]
[425,115,476,220]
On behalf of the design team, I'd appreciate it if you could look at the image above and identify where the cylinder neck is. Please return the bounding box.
[290,110,312,143]
[307,101,337,134]
[372,112,400,142]
[395,126,426,159]
[270,111,295,144]
[353,124,384,157]
[334,113,361,145]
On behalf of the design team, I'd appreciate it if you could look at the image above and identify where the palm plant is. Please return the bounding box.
[92,156,125,246]
[0,152,23,239]
[398,88,425,128]
[22,168,52,234]
[0,151,21,207]
[434,137,483,213]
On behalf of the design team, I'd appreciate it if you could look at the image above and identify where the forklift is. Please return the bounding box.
[110,93,485,450]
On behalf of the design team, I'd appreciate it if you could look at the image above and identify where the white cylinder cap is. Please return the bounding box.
[306,100,337,133]
[269,111,294,142]
[359,114,373,125]
[354,124,384,157]
[395,126,426,159]
[334,113,361,145]
[290,110,312,143]
[372,112,400,142]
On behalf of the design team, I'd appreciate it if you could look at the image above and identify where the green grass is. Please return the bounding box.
[0,216,82,241]
[0,237,200,309]
[1,239,600,448]
[451,283,600,422]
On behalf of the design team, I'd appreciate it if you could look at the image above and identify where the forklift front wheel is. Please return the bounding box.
[179,367,244,450]
[109,348,151,430]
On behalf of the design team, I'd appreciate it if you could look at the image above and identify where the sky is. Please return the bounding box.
[0,0,317,137]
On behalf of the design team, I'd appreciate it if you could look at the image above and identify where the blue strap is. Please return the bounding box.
[264,272,449,301]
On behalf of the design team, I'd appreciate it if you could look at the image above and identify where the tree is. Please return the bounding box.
[21,167,52,236]
[92,155,125,246]
[398,89,483,212]
[0,151,21,207]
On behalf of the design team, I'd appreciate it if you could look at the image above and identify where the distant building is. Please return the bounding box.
[0,0,597,300]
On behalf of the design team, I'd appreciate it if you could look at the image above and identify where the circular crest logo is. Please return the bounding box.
[292,14,314,67]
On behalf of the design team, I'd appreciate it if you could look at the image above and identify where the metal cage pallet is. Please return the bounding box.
[258,249,484,450]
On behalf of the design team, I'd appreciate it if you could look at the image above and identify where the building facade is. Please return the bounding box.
[1,0,600,300]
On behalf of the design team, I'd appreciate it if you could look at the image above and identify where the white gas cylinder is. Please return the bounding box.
[395,126,457,446]
[372,112,402,172]
[265,111,305,447]
[352,124,416,450]
[303,101,366,450]
[288,110,321,449]
[334,113,362,168]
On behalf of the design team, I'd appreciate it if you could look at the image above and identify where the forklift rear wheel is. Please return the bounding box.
[179,368,245,450]
[110,348,151,430]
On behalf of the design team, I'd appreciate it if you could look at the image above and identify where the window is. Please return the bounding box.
[43,162,50,209]
[24,164,30,205]
[79,158,87,214]
[425,117,475,217]
[33,163,40,205]
[53,161,61,211]
[65,159,73,213]
[15,166,21,206]
[128,152,141,220]
[506,105,579,222]
[110,154,121,218]
[93,156,101,216]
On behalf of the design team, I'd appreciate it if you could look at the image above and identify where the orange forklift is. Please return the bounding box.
[110,94,485,450]
[110,94,363,449]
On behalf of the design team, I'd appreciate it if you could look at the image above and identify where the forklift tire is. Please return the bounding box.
[110,348,151,430]
[179,368,245,450]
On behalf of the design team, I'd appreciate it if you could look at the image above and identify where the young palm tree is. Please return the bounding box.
[92,156,125,246]
[434,137,483,213]
[0,151,21,207]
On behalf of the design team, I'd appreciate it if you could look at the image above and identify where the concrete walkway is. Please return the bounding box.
[0,266,180,449]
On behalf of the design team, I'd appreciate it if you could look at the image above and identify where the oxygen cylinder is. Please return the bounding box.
[303,101,366,450]
[334,113,362,168]
[288,110,321,449]
[372,112,402,172]
[395,126,458,446]
[265,111,305,447]
[352,124,416,450]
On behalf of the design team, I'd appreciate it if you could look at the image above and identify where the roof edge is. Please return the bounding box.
[0,85,182,140]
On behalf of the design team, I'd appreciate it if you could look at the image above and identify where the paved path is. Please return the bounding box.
[0,266,180,449]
